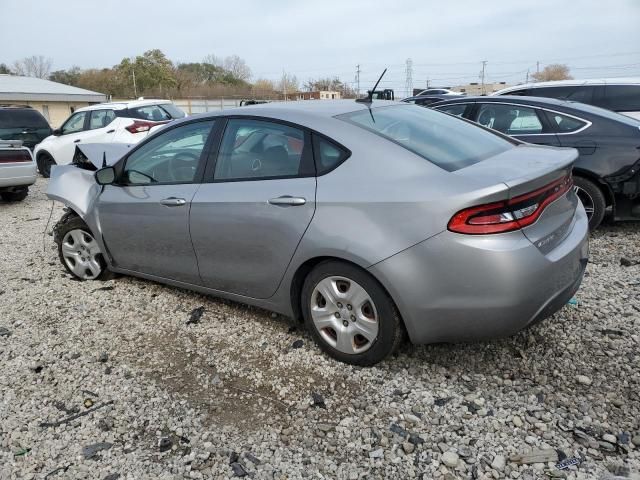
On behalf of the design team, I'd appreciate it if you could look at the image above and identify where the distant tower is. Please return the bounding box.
[405,58,413,97]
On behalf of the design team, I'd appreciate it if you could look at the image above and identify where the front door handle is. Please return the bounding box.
[74,139,81,143]
[160,197,187,207]
[106,129,115,134]
[268,196,306,206]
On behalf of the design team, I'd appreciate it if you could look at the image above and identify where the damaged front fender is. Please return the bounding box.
[46,165,101,219]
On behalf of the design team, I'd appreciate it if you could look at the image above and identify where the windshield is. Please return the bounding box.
[0,109,50,129]
[338,104,515,172]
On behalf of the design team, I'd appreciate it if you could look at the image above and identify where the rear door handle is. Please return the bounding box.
[74,139,81,143]
[268,196,306,206]
[160,197,187,207]
[106,129,115,134]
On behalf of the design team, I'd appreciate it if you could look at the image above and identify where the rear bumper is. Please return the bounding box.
[0,162,37,188]
[369,204,589,344]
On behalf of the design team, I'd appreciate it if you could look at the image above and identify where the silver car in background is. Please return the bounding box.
[47,100,589,365]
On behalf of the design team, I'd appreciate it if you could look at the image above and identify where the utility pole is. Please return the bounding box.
[132,69,138,98]
[405,58,413,97]
[480,60,487,95]
[526,69,529,84]
[355,64,361,97]
[426,78,430,89]
[536,61,540,74]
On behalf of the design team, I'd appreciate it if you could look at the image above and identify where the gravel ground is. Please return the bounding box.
[1,178,639,480]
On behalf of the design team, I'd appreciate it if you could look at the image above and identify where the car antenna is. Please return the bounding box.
[102,151,107,168]
[356,68,387,104]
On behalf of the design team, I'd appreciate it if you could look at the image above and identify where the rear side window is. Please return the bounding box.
[214,119,313,181]
[160,103,186,119]
[131,105,172,121]
[338,104,514,172]
[0,109,50,129]
[89,109,116,130]
[502,89,529,96]
[313,135,350,174]
[547,112,587,133]
[604,85,640,112]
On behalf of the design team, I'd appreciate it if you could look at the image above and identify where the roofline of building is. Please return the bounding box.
[0,92,108,103]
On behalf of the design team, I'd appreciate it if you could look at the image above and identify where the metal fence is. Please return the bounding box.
[173,98,284,114]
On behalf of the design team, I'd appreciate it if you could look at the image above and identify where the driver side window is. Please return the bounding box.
[122,120,215,185]
[62,112,87,134]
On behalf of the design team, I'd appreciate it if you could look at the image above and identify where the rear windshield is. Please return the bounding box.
[0,109,49,129]
[338,104,514,171]
[160,103,186,119]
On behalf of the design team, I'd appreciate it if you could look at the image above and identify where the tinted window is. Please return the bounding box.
[339,104,514,172]
[0,109,50,129]
[548,113,587,133]
[215,119,309,181]
[62,112,87,134]
[160,103,186,119]
[89,109,116,130]
[131,105,172,121]
[528,85,594,104]
[504,89,529,96]
[604,85,640,112]
[123,121,214,184]
[477,104,543,135]
[436,104,467,117]
[314,136,349,174]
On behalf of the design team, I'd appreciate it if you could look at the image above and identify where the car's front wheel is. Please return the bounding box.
[0,187,28,202]
[54,213,110,280]
[37,152,56,178]
[301,260,404,366]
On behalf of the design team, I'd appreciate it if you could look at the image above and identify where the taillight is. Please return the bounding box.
[125,120,161,134]
[448,174,573,234]
[0,150,32,163]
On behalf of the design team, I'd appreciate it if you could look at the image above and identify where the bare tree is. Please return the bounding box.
[13,55,53,79]
[531,64,573,82]
[277,72,299,97]
[223,55,251,81]
[202,54,222,68]
[252,78,276,95]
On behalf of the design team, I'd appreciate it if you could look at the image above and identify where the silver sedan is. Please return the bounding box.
[47,100,589,365]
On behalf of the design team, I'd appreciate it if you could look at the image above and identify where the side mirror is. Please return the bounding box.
[52,128,62,136]
[95,166,116,185]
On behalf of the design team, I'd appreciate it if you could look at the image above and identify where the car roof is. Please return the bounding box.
[74,99,173,112]
[493,77,640,95]
[185,99,402,123]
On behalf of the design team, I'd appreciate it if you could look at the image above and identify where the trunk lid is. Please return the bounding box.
[455,144,579,253]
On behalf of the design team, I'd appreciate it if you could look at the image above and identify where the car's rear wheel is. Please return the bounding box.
[301,260,403,366]
[54,214,111,280]
[37,152,56,178]
[573,176,606,230]
[0,187,28,202]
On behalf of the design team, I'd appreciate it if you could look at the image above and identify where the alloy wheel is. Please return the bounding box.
[573,185,594,220]
[310,276,379,354]
[61,229,103,280]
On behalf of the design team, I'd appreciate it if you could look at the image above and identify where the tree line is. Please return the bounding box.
[1,51,357,99]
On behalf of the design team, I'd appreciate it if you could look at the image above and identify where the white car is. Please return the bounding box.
[34,99,186,177]
[0,140,36,202]
[415,88,464,96]
[492,78,640,121]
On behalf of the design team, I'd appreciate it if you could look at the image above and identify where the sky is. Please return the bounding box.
[1,0,639,95]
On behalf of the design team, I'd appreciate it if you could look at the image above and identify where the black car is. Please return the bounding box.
[0,105,52,150]
[431,96,640,229]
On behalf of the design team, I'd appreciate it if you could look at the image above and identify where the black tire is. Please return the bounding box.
[574,176,606,230]
[1,188,28,202]
[53,213,114,280]
[301,260,404,366]
[37,152,56,178]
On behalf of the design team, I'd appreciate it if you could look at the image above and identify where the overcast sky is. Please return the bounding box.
[2,0,639,94]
